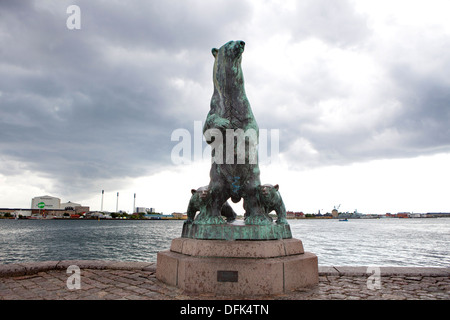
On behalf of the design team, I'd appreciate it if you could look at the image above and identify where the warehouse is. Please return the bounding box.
[31,195,61,210]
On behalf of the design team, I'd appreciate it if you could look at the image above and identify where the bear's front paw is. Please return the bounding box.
[245,214,273,226]
[214,117,230,129]
[276,217,289,225]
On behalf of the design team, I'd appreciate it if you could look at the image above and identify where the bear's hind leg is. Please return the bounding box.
[242,186,272,225]
[221,202,237,222]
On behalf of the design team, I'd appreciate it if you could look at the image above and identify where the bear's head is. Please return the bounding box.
[210,40,247,101]
[260,184,280,204]
[212,40,245,60]
[191,186,210,201]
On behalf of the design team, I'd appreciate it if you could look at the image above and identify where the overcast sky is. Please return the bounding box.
[1,0,449,215]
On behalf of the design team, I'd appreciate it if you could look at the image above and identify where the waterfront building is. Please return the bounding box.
[136,207,156,213]
[286,211,304,219]
[0,196,91,218]
[31,195,61,210]
[331,209,339,218]
[396,212,410,218]
[338,210,363,219]
[60,201,81,209]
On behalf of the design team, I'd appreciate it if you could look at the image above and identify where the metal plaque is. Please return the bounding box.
[217,270,238,282]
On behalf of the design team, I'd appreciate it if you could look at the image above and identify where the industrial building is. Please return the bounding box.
[30,196,87,211]
[0,195,90,218]
[136,207,155,213]
[31,195,61,210]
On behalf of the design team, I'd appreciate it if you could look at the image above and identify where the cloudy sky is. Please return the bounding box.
[1,0,449,215]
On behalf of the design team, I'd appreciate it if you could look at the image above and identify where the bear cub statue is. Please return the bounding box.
[186,186,237,224]
[259,184,288,225]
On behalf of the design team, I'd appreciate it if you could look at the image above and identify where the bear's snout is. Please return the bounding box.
[199,189,209,199]
[237,41,245,52]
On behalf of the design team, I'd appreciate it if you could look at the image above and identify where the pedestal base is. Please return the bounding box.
[182,220,292,240]
[156,238,318,295]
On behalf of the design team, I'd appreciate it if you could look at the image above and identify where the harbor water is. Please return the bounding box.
[0,218,449,267]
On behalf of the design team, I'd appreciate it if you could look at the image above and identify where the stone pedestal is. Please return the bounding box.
[156,237,318,296]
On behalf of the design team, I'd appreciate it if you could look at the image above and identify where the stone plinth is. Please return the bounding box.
[156,237,318,295]
[181,220,292,240]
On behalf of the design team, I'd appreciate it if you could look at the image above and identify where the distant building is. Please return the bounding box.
[386,212,412,218]
[397,212,409,218]
[31,195,61,210]
[331,209,339,218]
[28,196,89,217]
[136,207,156,213]
[426,212,450,217]
[286,211,304,219]
[74,206,89,214]
[338,211,363,219]
[172,212,186,219]
[61,201,81,209]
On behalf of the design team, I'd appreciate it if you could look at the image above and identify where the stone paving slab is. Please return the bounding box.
[0,260,157,277]
[0,261,448,300]
[320,266,450,277]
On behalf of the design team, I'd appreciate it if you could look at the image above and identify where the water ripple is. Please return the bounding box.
[0,218,449,267]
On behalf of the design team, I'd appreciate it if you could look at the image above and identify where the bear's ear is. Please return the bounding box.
[274,184,279,190]
[191,189,197,195]
[211,48,218,58]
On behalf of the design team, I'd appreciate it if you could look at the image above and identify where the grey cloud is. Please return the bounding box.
[292,0,371,47]
[389,67,450,152]
[251,2,450,170]
[279,73,450,170]
[1,0,449,203]
[257,0,371,48]
[0,0,254,200]
[76,0,253,52]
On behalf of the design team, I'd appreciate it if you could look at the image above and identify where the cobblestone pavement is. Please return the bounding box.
[0,261,448,300]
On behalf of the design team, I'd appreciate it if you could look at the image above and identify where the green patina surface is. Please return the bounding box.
[182,221,292,240]
[183,40,290,240]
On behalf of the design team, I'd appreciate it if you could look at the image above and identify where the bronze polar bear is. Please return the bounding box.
[259,184,288,225]
[186,186,237,224]
[202,40,271,225]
